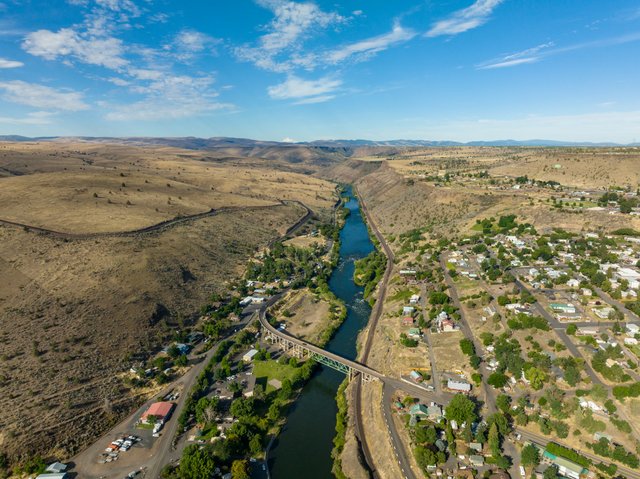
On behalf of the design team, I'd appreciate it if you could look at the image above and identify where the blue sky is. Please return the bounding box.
[0,0,639,142]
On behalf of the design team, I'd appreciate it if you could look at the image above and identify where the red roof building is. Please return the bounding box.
[402,316,414,325]
[141,401,174,423]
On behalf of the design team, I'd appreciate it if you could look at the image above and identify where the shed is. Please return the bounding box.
[243,349,259,362]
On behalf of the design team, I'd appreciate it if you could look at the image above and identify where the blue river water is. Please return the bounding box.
[268,186,374,478]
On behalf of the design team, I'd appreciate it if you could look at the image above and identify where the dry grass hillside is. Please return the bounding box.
[0,141,337,462]
[354,146,640,189]
[355,147,640,241]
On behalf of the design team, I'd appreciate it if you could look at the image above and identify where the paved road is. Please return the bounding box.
[0,203,289,239]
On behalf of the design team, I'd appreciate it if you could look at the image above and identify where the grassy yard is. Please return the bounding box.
[253,360,299,393]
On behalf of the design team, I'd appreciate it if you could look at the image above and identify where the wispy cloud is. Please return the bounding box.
[325,21,416,64]
[0,58,24,68]
[267,75,341,103]
[478,32,640,69]
[477,42,553,69]
[106,75,232,120]
[0,80,88,111]
[0,111,55,125]
[427,0,504,37]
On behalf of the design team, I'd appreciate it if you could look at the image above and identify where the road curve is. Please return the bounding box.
[0,200,308,240]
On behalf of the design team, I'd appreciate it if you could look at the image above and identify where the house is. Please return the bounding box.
[409,404,429,418]
[441,319,457,332]
[409,294,421,304]
[399,269,417,276]
[447,379,471,393]
[582,288,592,296]
[141,401,174,424]
[403,306,416,315]
[36,475,68,479]
[550,303,576,314]
[593,307,614,319]
[542,451,587,479]
[566,279,580,288]
[615,267,640,289]
[469,455,485,467]
[45,463,67,474]
[468,442,483,453]
[409,370,423,382]
[627,323,640,335]
[427,403,443,421]
[242,349,259,362]
[408,328,422,339]
[402,316,415,325]
[435,439,447,452]
[624,337,638,345]
[577,327,598,336]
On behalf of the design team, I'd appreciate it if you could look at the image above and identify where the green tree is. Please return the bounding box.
[521,444,540,467]
[488,423,501,457]
[231,459,250,479]
[445,394,477,425]
[524,366,547,390]
[179,445,217,479]
[496,394,512,414]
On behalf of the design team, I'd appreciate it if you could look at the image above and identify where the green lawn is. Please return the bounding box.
[253,360,298,392]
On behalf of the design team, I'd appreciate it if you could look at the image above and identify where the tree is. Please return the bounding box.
[488,423,501,457]
[521,444,540,467]
[488,372,509,389]
[524,366,547,390]
[231,459,250,479]
[543,465,560,479]
[445,394,477,426]
[179,445,217,479]
[496,394,512,414]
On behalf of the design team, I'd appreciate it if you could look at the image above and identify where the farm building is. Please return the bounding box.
[141,401,174,424]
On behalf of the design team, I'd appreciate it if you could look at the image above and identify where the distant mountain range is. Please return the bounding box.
[0,135,638,148]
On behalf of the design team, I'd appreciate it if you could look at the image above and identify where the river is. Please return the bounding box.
[268,186,375,478]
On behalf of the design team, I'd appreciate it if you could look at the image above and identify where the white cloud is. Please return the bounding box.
[267,75,341,103]
[0,111,55,125]
[326,21,416,64]
[168,29,220,61]
[236,0,345,72]
[427,0,504,37]
[0,80,88,111]
[477,33,640,70]
[106,75,233,120]
[477,42,553,69]
[0,58,23,68]
[23,28,127,69]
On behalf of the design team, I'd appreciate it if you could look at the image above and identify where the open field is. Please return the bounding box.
[274,289,331,346]
[0,141,337,463]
